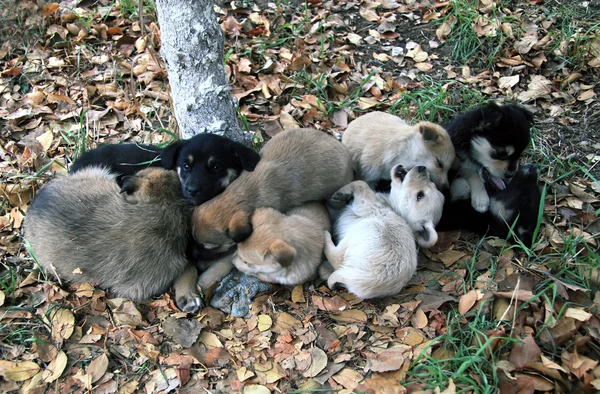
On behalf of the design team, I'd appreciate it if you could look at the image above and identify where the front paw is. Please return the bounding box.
[329,189,353,208]
[471,192,490,213]
[176,293,204,314]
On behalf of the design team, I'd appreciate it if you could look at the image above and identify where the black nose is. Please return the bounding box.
[417,166,426,173]
[186,185,200,196]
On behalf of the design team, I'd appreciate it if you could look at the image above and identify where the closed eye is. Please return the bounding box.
[436,158,444,169]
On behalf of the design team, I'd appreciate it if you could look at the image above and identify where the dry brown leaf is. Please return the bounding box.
[412,308,428,329]
[509,334,541,368]
[243,385,271,394]
[42,350,67,383]
[302,348,328,378]
[330,309,368,324]
[50,308,75,342]
[366,347,410,373]
[332,367,364,390]
[291,284,305,303]
[359,7,380,22]
[458,290,482,314]
[87,353,108,383]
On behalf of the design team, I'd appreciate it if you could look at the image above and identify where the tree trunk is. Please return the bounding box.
[155,0,246,142]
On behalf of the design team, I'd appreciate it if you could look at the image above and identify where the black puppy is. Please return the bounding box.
[70,143,162,184]
[437,164,543,246]
[70,134,260,205]
[445,102,533,213]
[161,133,260,205]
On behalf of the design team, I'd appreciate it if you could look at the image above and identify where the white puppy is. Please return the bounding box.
[323,166,444,299]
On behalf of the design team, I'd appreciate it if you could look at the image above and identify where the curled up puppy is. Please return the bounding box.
[342,111,455,191]
[233,201,331,285]
[323,165,444,299]
[24,167,204,313]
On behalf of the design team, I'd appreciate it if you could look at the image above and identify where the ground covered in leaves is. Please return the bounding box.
[1,0,600,393]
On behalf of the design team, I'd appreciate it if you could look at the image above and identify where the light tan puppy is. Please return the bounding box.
[24,167,203,313]
[233,202,331,285]
[192,128,353,250]
[342,111,455,190]
[323,165,443,299]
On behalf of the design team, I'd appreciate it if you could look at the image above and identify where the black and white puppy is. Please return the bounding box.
[445,102,533,212]
[161,133,260,205]
[437,164,543,246]
[71,134,260,206]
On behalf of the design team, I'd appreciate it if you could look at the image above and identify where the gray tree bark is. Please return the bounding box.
[155,0,245,142]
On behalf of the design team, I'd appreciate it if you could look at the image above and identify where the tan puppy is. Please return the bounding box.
[192,128,353,249]
[342,111,455,190]
[24,167,203,313]
[233,202,331,285]
[323,165,443,299]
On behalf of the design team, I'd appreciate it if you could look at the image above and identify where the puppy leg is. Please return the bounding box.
[197,257,234,291]
[464,169,489,212]
[323,231,346,270]
[329,180,375,208]
[173,265,203,314]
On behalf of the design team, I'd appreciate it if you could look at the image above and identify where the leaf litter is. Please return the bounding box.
[1,0,600,392]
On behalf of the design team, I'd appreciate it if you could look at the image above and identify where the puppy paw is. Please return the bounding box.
[471,192,490,213]
[176,293,204,314]
[329,189,353,208]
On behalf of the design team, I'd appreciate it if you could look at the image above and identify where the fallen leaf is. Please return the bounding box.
[5,361,41,381]
[509,334,541,368]
[258,315,272,332]
[87,353,108,383]
[50,308,75,342]
[302,347,328,378]
[42,350,67,383]
[459,290,482,314]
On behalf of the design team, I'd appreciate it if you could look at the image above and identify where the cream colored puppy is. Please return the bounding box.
[342,111,455,190]
[233,202,331,285]
[323,165,444,299]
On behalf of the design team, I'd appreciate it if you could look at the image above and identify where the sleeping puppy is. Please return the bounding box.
[232,201,331,286]
[70,133,261,205]
[444,102,533,212]
[161,133,260,205]
[342,111,455,191]
[24,167,203,313]
[438,164,543,246]
[70,143,162,184]
[323,165,443,299]
[192,128,353,251]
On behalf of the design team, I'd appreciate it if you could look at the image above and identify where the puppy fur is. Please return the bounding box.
[444,102,533,212]
[161,133,260,205]
[342,111,455,191]
[323,167,429,299]
[233,201,331,285]
[192,128,353,248]
[24,167,203,313]
[70,143,162,184]
[438,164,542,246]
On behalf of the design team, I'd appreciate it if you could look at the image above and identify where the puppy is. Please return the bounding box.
[438,164,543,246]
[24,167,203,313]
[342,111,455,191]
[70,133,261,205]
[70,143,162,184]
[161,133,260,205]
[444,102,533,212]
[323,166,440,299]
[192,128,353,249]
[233,201,331,285]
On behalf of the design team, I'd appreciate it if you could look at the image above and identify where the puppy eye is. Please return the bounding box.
[182,163,191,171]
[436,159,444,169]
[494,150,509,160]
[212,162,223,171]
[416,191,424,201]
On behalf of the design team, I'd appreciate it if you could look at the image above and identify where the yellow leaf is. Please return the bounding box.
[412,308,428,329]
[50,308,75,341]
[0,290,4,307]
[357,97,379,110]
[458,290,481,315]
[565,307,592,321]
[200,331,223,348]
[330,309,367,324]
[291,285,305,303]
[243,385,271,394]
[87,353,108,383]
[36,130,54,152]
[5,361,40,381]
[257,315,272,332]
[42,350,68,383]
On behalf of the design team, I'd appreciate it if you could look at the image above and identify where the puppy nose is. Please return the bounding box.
[416,166,426,173]
[186,185,200,196]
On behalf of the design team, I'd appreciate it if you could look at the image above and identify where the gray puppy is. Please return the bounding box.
[24,167,203,313]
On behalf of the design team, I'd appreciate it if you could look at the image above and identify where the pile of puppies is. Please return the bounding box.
[23,102,542,313]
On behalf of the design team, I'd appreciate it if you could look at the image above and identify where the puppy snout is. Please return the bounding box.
[186,185,201,197]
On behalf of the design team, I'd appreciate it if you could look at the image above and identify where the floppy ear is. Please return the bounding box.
[119,176,140,204]
[418,123,440,144]
[228,210,253,243]
[415,221,438,249]
[391,164,407,183]
[232,142,260,171]
[265,239,296,267]
[160,140,183,170]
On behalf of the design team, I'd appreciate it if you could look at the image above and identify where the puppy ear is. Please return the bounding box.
[232,142,260,171]
[416,221,438,248]
[418,123,440,144]
[228,210,253,243]
[160,140,183,170]
[391,164,407,183]
[120,176,140,204]
[266,240,296,267]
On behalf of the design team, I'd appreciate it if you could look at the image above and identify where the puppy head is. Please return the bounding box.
[192,200,252,249]
[389,165,445,248]
[120,168,182,204]
[234,208,296,276]
[470,103,533,180]
[161,134,260,205]
[489,163,542,245]
[415,122,455,191]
